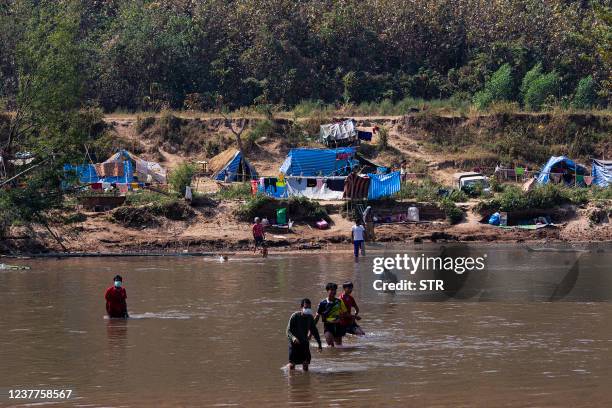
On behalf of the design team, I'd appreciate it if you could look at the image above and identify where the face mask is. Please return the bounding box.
[302,308,313,316]
[114,281,122,288]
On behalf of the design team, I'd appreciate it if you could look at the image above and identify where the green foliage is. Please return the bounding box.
[473,63,513,109]
[398,180,468,203]
[398,180,440,202]
[215,183,252,200]
[124,190,176,206]
[520,63,543,100]
[236,195,330,223]
[377,126,389,151]
[168,163,196,195]
[571,76,597,109]
[438,198,464,224]
[479,184,589,213]
[1,1,608,112]
[523,71,560,111]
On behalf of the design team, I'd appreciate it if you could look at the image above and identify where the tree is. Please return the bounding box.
[169,163,196,195]
[473,63,514,109]
[523,71,560,111]
[571,76,597,109]
[0,0,93,239]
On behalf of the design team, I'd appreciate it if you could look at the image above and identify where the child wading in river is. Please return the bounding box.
[340,281,365,336]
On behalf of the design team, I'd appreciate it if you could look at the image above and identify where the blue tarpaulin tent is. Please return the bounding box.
[367,171,401,200]
[210,149,258,182]
[591,159,612,187]
[279,147,356,176]
[63,161,134,184]
[536,156,586,185]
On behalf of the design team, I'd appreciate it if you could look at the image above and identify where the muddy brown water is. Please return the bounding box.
[1,244,611,407]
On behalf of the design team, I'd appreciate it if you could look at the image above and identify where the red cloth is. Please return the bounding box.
[250,180,259,195]
[339,293,356,326]
[252,223,265,238]
[105,286,127,318]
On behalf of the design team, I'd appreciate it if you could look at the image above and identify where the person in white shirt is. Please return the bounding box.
[351,220,366,258]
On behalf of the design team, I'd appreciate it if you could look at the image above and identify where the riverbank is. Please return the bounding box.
[2,202,610,257]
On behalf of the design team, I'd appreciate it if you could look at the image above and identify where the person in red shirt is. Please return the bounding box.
[105,275,128,318]
[340,281,365,335]
[252,217,267,257]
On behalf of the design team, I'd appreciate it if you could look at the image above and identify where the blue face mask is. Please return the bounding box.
[114,281,122,288]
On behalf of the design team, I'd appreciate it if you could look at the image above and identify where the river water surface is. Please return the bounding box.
[1,244,611,407]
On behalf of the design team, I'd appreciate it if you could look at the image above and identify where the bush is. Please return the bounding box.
[478,184,589,213]
[235,195,330,223]
[523,71,560,111]
[398,180,439,201]
[124,190,174,206]
[439,198,464,224]
[473,63,513,110]
[571,76,597,109]
[520,63,543,100]
[215,183,253,200]
[377,126,389,151]
[168,163,196,195]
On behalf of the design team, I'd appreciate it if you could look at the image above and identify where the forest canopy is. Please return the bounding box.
[0,0,610,112]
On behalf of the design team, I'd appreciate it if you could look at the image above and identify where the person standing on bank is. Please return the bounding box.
[351,219,366,258]
[252,217,268,257]
[286,298,322,371]
[105,275,128,318]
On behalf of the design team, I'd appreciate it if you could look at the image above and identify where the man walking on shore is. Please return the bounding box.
[287,298,322,371]
[351,219,366,258]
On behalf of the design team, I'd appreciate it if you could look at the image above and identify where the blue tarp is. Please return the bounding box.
[257,181,287,198]
[63,161,134,184]
[367,171,401,200]
[279,147,357,176]
[63,164,99,184]
[213,150,258,182]
[536,156,586,184]
[591,159,612,188]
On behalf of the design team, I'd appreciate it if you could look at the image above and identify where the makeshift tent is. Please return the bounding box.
[368,171,401,200]
[105,150,167,183]
[320,120,357,145]
[591,159,612,187]
[285,176,346,200]
[343,173,370,199]
[209,149,258,182]
[536,156,587,185]
[64,149,166,184]
[280,147,356,177]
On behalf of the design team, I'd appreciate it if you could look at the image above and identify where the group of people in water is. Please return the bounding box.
[105,274,364,372]
[286,281,364,371]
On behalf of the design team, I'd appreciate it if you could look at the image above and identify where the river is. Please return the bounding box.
[1,243,611,407]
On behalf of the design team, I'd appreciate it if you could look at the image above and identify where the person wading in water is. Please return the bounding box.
[315,283,347,347]
[105,275,128,318]
[286,298,322,371]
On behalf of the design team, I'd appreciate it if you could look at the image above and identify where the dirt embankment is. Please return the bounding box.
[3,111,610,256]
[2,199,610,256]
